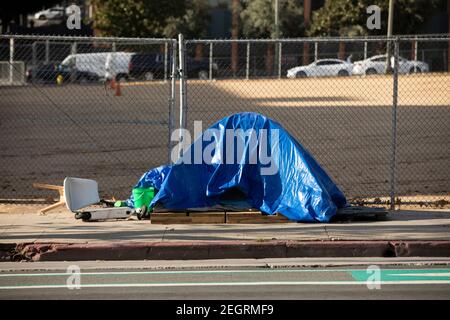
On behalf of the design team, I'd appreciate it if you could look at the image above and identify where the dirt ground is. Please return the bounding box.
[0,73,449,201]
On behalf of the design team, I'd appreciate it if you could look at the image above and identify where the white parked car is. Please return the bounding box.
[34,6,66,20]
[61,52,135,82]
[352,54,429,75]
[287,59,353,78]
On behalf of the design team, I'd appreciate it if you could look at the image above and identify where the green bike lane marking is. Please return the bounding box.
[1,268,450,289]
[350,268,450,282]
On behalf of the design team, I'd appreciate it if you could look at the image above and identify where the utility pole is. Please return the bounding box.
[274,0,279,39]
[303,0,311,65]
[231,0,239,76]
[274,0,280,75]
[448,0,450,71]
[385,0,395,73]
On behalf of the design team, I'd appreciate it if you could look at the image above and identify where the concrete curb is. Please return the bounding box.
[2,240,450,262]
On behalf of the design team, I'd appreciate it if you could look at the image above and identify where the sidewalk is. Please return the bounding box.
[1,205,449,261]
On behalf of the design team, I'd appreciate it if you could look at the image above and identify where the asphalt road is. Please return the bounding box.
[1,262,449,299]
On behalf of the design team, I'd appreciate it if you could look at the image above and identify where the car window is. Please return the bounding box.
[132,54,158,63]
[59,65,71,72]
[372,57,386,62]
[317,60,340,66]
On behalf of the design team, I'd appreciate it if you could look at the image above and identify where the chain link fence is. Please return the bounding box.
[0,35,176,199]
[183,35,450,207]
[396,36,450,206]
[1,34,449,208]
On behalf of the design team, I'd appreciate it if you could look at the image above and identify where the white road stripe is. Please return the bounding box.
[1,268,450,277]
[387,273,450,277]
[1,280,450,290]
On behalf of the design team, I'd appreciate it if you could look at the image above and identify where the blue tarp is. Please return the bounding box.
[128,112,346,222]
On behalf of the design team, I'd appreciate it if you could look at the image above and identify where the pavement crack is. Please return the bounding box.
[161,227,174,241]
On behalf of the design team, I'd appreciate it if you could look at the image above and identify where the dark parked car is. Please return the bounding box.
[128,53,217,80]
[26,63,100,84]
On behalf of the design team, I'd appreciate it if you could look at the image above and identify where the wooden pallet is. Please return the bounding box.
[150,211,292,224]
[150,206,388,224]
[332,206,388,222]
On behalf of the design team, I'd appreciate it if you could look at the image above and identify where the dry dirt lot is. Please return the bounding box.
[0,73,449,201]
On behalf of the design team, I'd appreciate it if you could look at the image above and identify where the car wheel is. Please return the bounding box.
[338,70,349,77]
[295,71,307,78]
[365,68,377,75]
[198,70,208,80]
[144,72,154,80]
[79,77,88,84]
[409,67,421,74]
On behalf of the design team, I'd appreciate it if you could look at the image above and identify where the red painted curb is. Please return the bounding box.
[7,240,450,261]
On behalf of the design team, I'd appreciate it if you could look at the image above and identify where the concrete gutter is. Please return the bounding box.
[3,240,450,262]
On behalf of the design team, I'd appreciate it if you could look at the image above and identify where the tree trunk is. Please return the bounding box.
[195,43,203,60]
[231,0,239,75]
[303,43,310,65]
[338,42,346,60]
[266,43,274,75]
[302,0,311,65]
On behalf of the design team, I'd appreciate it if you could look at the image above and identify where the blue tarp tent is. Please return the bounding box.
[129,112,346,222]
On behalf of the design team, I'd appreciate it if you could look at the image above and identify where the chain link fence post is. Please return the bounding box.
[246,41,250,80]
[278,42,282,79]
[164,42,168,82]
[168,40,178,163]
[9,37,14,84]
[209,42,213,81]
[45,39,50,63]
[390,37,399,210]
[178,34,187,135]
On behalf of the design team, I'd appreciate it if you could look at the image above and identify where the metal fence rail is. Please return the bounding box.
[0,34,449,208]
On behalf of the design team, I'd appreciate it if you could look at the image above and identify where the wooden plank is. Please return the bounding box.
[337,206,387,214]
[333,206,388,222]
[32,183,64,191]
[226,212,292,224]
[151,213,190,224]
[150,211,293,224]
[190,213,226,224]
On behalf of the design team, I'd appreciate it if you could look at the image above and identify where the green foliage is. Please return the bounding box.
[308,0,442,37]
[90,0,210,38]
[240,0,304,38]
[163,0,211,38]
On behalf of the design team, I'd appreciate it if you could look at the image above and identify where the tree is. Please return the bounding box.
[308,0,443,37]
[89,0,186,37]
[162,0,211,59]
[240,0,304,74]
[240,0,304,38]
[90,0,210,40]
[231,0,241,74]
[162,0,210,39]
